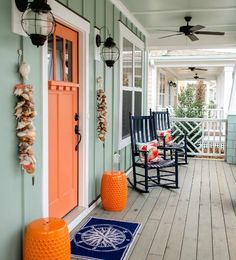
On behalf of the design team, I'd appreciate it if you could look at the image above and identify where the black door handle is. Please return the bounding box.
[75,132,82,151]
[74,113,81,150]
[74,113,79,121]
[75,125,79,134]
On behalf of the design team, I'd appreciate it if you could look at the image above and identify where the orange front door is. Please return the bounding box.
[48,23,79,218]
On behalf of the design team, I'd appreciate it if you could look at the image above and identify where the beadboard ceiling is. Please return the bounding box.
[120,0,236,50]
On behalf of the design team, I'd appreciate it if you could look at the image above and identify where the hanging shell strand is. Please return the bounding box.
[97,89,107,142]
[14,84,37,174]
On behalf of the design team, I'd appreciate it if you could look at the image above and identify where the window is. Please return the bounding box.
[119,23,144,149]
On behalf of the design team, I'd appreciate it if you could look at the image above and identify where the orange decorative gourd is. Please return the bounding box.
[24,218,70,260]
[101,171,128,211]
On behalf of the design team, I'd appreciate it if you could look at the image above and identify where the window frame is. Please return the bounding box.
[119,22,145,150]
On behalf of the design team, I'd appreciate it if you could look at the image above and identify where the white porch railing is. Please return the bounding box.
[171,117,227,157]
[156,106,225,119]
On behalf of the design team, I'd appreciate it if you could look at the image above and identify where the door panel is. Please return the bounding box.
[48,23,79,218]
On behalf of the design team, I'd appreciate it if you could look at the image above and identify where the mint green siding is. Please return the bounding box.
[0,1,43,259]
[0,0,146,258]
[227,115,236,164]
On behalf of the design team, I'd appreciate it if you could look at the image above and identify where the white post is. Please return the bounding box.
[228,66,236,115]
[216,69,224,109]
[224,66,234,117]
[147,61,157,111]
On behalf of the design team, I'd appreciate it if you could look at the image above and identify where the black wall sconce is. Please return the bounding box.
[96,31,120,68]
[168,80,177,88]
[15,0,55,47]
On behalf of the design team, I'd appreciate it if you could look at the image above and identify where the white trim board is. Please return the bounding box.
[118,22,145,150]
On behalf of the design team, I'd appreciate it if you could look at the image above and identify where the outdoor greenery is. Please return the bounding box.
[173,82,206,154]
[174,82,206,118]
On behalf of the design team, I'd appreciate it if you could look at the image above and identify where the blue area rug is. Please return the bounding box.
[71,217,140,260]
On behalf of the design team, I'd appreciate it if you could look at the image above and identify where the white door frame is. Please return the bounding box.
[41,1,90,216]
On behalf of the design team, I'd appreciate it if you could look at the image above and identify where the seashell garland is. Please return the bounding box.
[97,89,107,142]
[14,84,37,174]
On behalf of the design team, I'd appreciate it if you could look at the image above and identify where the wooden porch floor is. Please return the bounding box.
[71,159,236,260]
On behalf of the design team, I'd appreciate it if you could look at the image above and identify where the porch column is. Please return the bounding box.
[226,66,236,164]
[148,62,157,110]
[216,69,224,109]
[224,66,234,117]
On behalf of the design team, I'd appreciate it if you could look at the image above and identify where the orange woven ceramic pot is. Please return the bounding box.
[24,218,70,260]
[101,171,128,211]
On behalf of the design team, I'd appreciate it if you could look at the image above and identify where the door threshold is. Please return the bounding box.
[64,198,102,232]
[64,206,86,226]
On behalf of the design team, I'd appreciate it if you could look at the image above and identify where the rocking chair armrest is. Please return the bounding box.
[135,150,148,164]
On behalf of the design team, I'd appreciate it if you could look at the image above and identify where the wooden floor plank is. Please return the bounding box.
[123,192,149,221]
[209,160,230,260]
[148,162,188,258]
[162,161,194,260]
[180,159,201,260]
[129,220,160,260]
[227,165,236,215]
[197,160,213,260]
[218,161,236,260]
[127,188,162,259]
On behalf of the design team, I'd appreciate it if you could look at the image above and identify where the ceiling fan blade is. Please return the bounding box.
[187,34,199,41]
[159,33,183,39]
[154,29,180,32]
[195,31,225,35]
[190,25,205,32]
[194,68,208,71]
[187,67,208,71]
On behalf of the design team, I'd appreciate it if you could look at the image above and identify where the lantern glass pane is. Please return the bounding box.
[22,9,54,36]
[101,47,119,60]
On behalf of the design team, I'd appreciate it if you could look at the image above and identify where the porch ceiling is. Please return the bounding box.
[164,66,223,81]
[120,0,236,50]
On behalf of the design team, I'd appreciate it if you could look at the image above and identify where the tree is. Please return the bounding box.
[174,82,205,118]
[173,82,206,154]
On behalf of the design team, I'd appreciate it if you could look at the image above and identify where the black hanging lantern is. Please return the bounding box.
[15,0,55,47]
[168,80,177,88]
[96,34,120,68]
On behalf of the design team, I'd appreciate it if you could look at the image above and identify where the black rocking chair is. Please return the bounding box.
[150,108,188,165]
[128,113,179,193]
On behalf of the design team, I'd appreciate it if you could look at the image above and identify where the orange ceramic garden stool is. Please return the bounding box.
[101,171,128,211]
[24,218,70,260]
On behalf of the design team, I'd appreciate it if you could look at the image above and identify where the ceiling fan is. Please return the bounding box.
[193,73,206,80]
[183,67,208,72]
[159,16,225,41]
